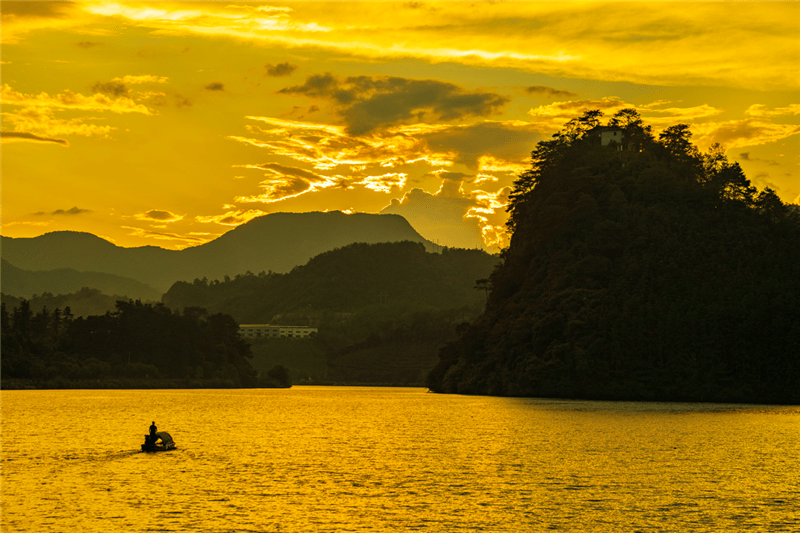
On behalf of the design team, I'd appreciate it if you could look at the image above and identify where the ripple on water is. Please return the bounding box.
[2,388,799,532]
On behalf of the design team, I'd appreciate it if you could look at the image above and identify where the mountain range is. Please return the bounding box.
[1,211,439,294]
[0,259,162,301]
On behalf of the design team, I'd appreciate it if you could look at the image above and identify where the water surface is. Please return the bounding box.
[2,387,798,532]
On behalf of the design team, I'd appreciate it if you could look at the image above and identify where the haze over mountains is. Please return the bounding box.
[1,259,162,301]
[1,211,440,294]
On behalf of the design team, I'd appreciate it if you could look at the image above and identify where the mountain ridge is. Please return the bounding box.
[1,211,439,292]
[1,259,162,301]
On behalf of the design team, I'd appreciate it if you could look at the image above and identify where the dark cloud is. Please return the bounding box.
[308,105,319,113]
[280,73,509,135]
[265,62,298,77]
[76,41,102,48]
[255,162,330,182]
[136,209,183,222]
[34,206,90,215]
[423,121,543,169]
[738,152,780,166]
[525,85,578,98]
[174,94,193,107]
[91,80,128,97]
[1,131,69,146]
[204,82,225,91]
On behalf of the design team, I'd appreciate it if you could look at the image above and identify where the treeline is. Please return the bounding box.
[1,287,146,318]
[0,299,287,388]
[428,110,800,403]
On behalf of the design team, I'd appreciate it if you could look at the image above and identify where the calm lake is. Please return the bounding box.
[1,387,798,532]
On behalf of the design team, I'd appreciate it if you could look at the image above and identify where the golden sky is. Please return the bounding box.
[2,1,798,251]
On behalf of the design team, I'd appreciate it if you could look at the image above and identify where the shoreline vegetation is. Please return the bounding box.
[0,379,427,391]
[426,110,800,405]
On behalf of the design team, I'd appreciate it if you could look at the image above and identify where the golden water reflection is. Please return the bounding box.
[2,387,799,532]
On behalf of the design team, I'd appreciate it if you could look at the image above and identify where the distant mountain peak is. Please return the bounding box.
[1,211,437,293]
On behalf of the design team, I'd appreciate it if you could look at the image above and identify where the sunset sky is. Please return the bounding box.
[2,1,798,251]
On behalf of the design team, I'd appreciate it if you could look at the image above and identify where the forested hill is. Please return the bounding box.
[427,110,800,404]
[1,259,161,301]
[163,241,497,323]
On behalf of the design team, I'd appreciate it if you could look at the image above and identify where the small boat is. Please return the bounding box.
[142,431,177,452]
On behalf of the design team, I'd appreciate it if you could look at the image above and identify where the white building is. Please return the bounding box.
[600,128,623,147]
[239,324,318,339]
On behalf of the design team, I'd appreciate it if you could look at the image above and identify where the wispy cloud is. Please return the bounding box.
[234,162,341,204]
[123,226,209,248]
[353,172,408,193]
[32,206,91,215]
[134,209,184,223]
[524,86,578,98]
[195,209,266,226]
[745,104,800,118]
[51,206,91,215]
[61,2,796,90]
[2,107,115,139]
[1,130,69,146]
[1,83,154,115]
[692,119,800,150]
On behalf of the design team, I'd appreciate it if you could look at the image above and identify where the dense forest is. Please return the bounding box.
[427,110,800,404]
[0,299,290,389]
[1,287,152,318]
[163,241,496,322]
[164,241,496,385]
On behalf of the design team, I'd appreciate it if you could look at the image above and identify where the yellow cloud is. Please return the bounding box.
[692,119,800,150]
[745,104,800,118]
[231,116,455,171]
[2,107,115,139]
[64,2,799,90]
[113,75,170,85]
[122,226,209,248]
[234,162,341,204]
[195,209,266,226]
[354,173,408,193]
[477,155,527,175]
[1,83,154,114]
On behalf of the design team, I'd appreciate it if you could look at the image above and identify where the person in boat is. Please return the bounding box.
[149,421,158,444]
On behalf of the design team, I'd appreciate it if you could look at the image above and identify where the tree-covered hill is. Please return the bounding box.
[427,110,800,404]
[1,287,153,319]
[1,259,162,301]
[163,241,497,323]
[162,241,497,386]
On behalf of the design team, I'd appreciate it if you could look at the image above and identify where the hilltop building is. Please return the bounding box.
[239,324,318,339]
[587,126,624,150]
